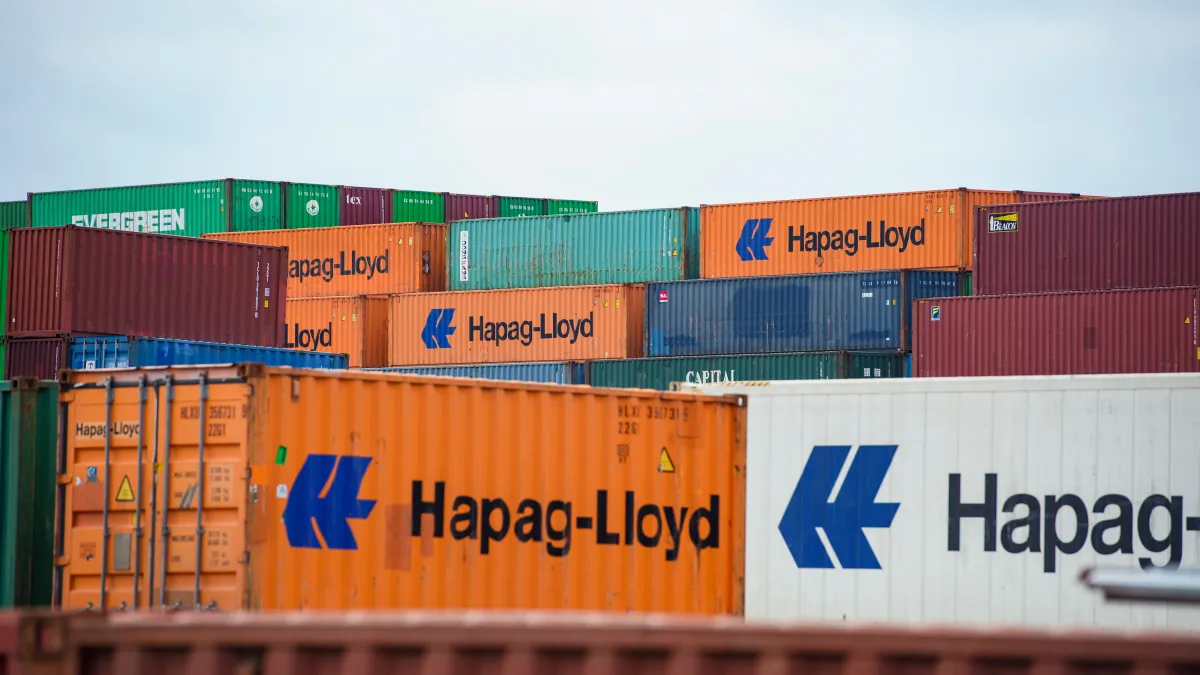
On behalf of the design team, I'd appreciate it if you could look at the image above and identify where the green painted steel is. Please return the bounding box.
[450,207,693,291]
[229,179,283,231]
[546,199,598,215]
[393,190,445,223]
[0,201,25,229]
[684,207,700,280]
[843,351,907,379]
[962,271,973,296]
[498,197,546,218]
[0,379,57,607]
[285,183,339,228]
[590,352,845,390]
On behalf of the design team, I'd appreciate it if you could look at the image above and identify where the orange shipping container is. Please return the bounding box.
[285,295,388,367]
[389,284,644,366]
[203,223,447,298]
[700,188,1081,277]
[54,365,747,614]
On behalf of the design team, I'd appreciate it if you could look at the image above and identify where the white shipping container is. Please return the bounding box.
[679,374,1200,632]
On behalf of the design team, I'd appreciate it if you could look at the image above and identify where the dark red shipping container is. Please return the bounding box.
[6,226,288,346]
[2,337,69,379]
[338,186,391,225]
[975,192,1200,296]
[913,287,1200,377]
[444,193,498,222]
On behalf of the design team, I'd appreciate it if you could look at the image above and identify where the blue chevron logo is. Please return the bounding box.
[421,308,456,349]
[735,218,773,261]
[283,454,376,550]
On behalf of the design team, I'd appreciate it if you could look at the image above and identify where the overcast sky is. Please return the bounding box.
[1,0,1196,209]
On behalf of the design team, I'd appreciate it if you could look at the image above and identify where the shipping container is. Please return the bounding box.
[70,336,349,370]
[0,340,5,379]
[389,285,644,366]
[7,226,287,346]
[593,351,905,391]
[0,200,25,229]
[546,199,598,215]
[961,270,973,296]
[444,193,497,222]
[700,188,1081,278]
[3,337,68,379]
[29,179,284,235]
[204,223,447,298]
[392,190,445,224]
[974,192,1200,296]
[364,361,588,385]
[283,182,339,229]
[913,288,1200,377]
[678,374,1200,633]
[497,196,545,218]
[0,228,8,336]
[54,364,746,613]
[451,208,697,292]
[0,379,57,608]
[285,296,388,368]
[339,186,391,226]
[647,270,963,357]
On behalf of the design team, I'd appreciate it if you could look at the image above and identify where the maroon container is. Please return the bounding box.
[6,226,288,346]
[975,192,1200,296]
[443,193,498,222]
[339,186,391,225]
[912,287,1200,377]
[3,336,69,379]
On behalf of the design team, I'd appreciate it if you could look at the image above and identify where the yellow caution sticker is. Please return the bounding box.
[1186,317,1191,324]
[658,448,676,473]
[115,475,135,502]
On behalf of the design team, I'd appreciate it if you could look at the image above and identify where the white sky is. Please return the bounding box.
[1,0,1196,209]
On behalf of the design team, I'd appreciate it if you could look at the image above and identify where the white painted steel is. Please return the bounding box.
[681,374,1200,632]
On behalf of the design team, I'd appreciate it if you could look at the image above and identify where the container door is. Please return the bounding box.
[55,371,251,611]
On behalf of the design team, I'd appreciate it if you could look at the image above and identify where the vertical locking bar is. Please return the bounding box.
[158,375,174,609]
[132,375,147,608]
[147,383,160,609]
[193,373,208,609]
[100,377,114,610]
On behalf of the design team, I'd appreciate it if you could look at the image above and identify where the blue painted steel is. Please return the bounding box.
[70,336,350,370]
[645,270,964,356]
[363,361,588,385]
[904,353,912,378]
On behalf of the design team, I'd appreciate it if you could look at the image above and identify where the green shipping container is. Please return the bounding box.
[0,379,57,607]
[498,197,546,218]
[393,190,445,223]
[285,183,339,228]
[961,271,973,296]
[546,199,598,215]
[30,179,283,236]
[591,351,906,391]
[451,207,697,291]
[0,201,26,229]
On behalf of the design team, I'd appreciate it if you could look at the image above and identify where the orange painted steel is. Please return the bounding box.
[204,223,446,298]
[283,295,388,368]
[388,284,645,366]
[55,365,746,614]
[700,188,1080,277]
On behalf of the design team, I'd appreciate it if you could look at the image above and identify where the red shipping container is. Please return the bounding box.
[3,336,69,379]
[339,186,391,225]
[975,192,1200,295]
[6,226,288,346]
[444,193,497,222]
[912,288,1200,377]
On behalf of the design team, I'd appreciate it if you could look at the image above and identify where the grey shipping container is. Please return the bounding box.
[593,351,905,391]
[361,361,588,385]
[646,270,965,357]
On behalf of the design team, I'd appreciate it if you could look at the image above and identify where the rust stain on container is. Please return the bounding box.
[388,285,645,366]
[204,223,447,298]
[55,365,746,614]
[283,296,388,368]
[339,186,391,226]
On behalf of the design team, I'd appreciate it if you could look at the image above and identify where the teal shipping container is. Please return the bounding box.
[450,207,698,291]
[0,378,57,607]
[591,351,905,391]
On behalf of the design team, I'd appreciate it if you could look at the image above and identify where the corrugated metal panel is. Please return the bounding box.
[546,199,598,215]
[647,270,963,357]
[205,223,447,298]
[0,341,4,378]
[451,208,692,291]
[7,226,288,346]
[69,335,350,370]
[0,228,8,334]
[974,192,1200,296]
[0,379,57,608]
[392,190,444,223]
[58,365,746,613]
[0,201,25,229]
[844,350,907,379]
[363,361,588,385]
[913,288,1200,377]
[284,183,339,229]
[961,271,973,296]
[388,285,645,366]
[285,296,388,368]
[678,374,1200,632]
[229,180,282,231]
[3,337,68,379]
[592,352,845,390]
[30,180,228,235]
[444,193,497,222]
[497,197,546,218]
[340,186,391,226]
[684,207,700,280]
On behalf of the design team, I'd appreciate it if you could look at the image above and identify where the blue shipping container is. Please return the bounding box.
[362,361,588,385]
[70,336,350,370]
[646,270,964,357]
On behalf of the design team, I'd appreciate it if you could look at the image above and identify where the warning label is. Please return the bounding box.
[115,475,135,502]
[658,448,676,473]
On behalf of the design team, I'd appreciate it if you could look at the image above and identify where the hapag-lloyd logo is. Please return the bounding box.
[420,309,595,349]
[285,322,333,351]
[735,217,927,261]
[290,249,390,284]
